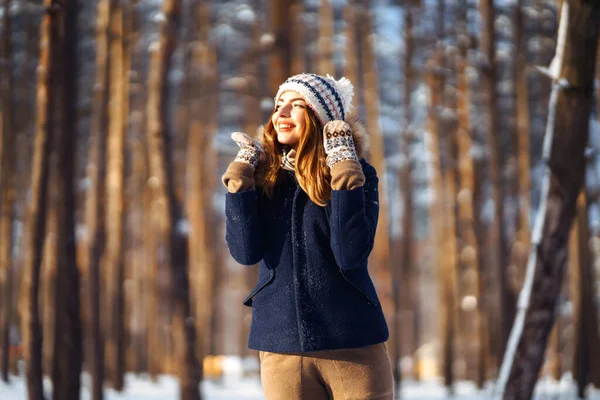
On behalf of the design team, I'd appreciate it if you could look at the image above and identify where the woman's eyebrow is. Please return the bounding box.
[277,97,306,103]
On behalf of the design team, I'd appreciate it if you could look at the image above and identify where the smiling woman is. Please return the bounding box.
[221,73,393,400]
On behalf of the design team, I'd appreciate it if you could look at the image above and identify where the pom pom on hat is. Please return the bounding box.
[274,73,355,125]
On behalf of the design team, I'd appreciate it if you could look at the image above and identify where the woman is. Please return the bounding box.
[222,73,393,399]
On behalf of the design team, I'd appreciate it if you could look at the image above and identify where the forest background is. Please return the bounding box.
[0,0,599,399]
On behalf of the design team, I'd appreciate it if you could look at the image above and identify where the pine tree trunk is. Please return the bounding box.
[455,0,487,386]
[104,0,127,390]
[289,1,305,76]
[513,0,532,301]
[43,174,58,377]
[426,49,453,390]
[479,0,513,364]
[317,0,334,76]
[343,5,359,98]
[499,1,600,398]
[51,2,83,397]
[146,0,201,397]
[268,0,291,94]
[571,190,600,396]
[125,0,149,374]
[84,0,112,397]
[186,0,216,381]
[20,1,60,397]
[0,0,16,383]
[356,4,394,359]
[394,4,417,390]
[239,1,261,359]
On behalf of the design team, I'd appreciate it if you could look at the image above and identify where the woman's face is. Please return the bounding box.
[272,91,307,150]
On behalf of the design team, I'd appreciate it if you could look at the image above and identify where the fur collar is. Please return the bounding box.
[344,114,370,159]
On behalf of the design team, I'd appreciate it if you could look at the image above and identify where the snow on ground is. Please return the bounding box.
[1,373,599,399]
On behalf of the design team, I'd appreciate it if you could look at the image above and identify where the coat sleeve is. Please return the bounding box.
[225,189,264,265]
[329,160,379,270]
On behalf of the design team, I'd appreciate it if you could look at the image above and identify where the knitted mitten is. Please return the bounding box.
[323,120,358,168]
[232,132,264,169]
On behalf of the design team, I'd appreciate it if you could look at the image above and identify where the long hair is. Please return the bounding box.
[258,107,332,206]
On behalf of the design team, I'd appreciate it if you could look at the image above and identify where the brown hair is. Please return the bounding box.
[257,107,332,206]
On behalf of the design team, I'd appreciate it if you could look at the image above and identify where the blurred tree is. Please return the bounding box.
[455,0,487,387]
[185,0,219,379]
[317,0,334,76]
[268,0,291,95]
[289,1,306,76]
[395,2,418,390]
[104,0,127,390]
[83,0,111,397]
[19,0,61,398]
[145,0,201,397]
[356,1,395,359]
[50,1,83,398]
[497,1,600,398]
[479,0,514,365]
[124,0,150,374]
[571,191,600,396]
[426,47,455,391]
[0,0,16,384]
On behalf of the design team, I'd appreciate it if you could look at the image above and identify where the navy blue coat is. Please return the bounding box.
[224,158,389,352]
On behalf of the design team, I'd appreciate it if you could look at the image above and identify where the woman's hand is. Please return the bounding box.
[231,132,265,169]
[323,120,359,168]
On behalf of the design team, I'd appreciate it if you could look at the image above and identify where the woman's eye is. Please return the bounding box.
[294,104,306,108]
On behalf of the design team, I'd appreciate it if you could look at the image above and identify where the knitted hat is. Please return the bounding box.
[274,73,354,125]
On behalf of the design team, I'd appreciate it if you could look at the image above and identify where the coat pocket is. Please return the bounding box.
[243,269,275,307]
[339,267,379,306]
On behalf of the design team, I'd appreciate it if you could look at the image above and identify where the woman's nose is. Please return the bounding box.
[279,104,291,117]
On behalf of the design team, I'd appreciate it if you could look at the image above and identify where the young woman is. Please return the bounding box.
[222,73,393,399]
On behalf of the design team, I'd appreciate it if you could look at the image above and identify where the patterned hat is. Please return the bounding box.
[274,73,354,125]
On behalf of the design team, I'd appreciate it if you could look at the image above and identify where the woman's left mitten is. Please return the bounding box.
[231,131,265,169]
[323,120,359,168]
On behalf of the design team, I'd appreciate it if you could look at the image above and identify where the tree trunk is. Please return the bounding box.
[479,0,513,364]
[268,0,291,95]
[496,1,600,398]
[455,0,487,387]
[104,0,127,390]
[51,2,83,397]
[125,0,149,374]
[185,0,216,381]
[238,0,261,359]
[342,5,359,103]
[511,0,532,303]
[20,1,60,397]
[146,0,201,397]
[289,1,305,76]
[426,49,454,391]
[356,3,395,359]
[394,4,417,391]
[84,0,112,397]
[317,0,334,76]
[0,0,16,383]
[571,191,600,396]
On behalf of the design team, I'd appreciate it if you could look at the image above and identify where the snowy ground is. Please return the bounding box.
[1,373,599,399]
